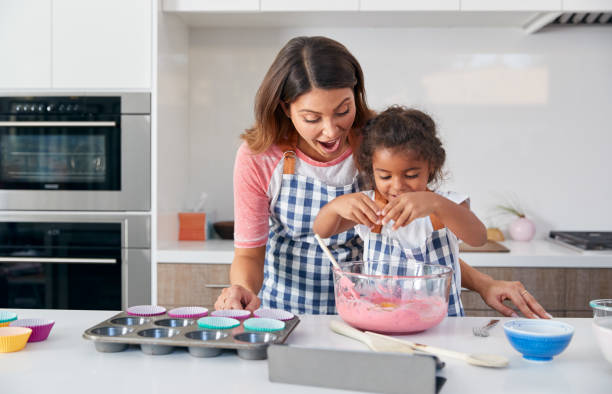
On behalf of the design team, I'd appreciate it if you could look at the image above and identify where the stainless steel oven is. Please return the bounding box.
[0,214,150,310]
[0,93,150,211]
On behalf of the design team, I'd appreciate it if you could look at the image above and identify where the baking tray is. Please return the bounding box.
[82,310,300,360]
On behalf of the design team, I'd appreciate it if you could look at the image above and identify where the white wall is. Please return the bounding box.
[157,9,190,241]
[181,26,612,238]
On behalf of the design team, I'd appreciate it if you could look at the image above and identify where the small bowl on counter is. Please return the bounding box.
[590,299,612,365]
[503,319,574,362]
[213,221,234,240]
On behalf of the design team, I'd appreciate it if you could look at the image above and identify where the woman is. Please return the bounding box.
[214,36,550,318]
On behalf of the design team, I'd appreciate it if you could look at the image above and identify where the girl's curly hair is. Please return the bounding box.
[356,106,445,190]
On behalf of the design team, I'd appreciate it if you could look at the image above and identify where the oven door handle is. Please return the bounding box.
[0,121,116,127]
[0,257,117,264]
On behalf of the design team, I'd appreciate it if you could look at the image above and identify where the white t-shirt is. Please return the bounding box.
[355,190,470,249]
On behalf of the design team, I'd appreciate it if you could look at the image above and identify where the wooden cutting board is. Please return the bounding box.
[459,240,510,253]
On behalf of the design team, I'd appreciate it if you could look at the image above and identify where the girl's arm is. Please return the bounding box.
[432,197,487,246]
[382,192,486,246]
[313,193,381,238]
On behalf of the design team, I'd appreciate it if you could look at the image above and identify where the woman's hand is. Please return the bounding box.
[478,279,552,319]
[214,284,261,311]
[381,191,435,230]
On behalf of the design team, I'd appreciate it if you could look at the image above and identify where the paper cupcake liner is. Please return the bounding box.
[210,309,251,320]
[253,308,294,321]
[197,316,240,330]
[243,318,285,332]
[10,319,55,342]
[0,311,18,326]
[168,306,209,319]
[0,327,32,353]
[126,305,166,317]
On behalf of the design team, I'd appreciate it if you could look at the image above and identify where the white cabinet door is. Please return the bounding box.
[563,0,612,11]
[461,0,561,11]
[360,0,459,11]
[261,0,359,11]
[52,0,152,89]
[163,0,259,12]
[0,0,52,89]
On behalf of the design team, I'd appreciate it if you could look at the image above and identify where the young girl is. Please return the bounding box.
[313,106,487,316]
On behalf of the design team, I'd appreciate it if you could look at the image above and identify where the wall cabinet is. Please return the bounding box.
[0,0,52,89]
[158,263,231,309]
[52,0,152,89]
[461,268,612,317]
[0,0,152,90]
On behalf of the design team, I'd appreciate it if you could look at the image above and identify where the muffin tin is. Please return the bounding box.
[82,310,300,360]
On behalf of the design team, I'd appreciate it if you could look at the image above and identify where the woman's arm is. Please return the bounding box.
[214,246,266,311]
[313,193,381,238]
[460,258,552,319]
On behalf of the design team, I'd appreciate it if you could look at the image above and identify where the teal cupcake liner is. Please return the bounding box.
[0,311,18,325]
[243,318,285,332]
[197,316,240,330]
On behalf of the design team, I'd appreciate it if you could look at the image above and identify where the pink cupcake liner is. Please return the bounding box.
[10,318,55,342]
[168,306,209,319]
[210,309,251,320]
[126,305,166,317]
[253,308,294,321]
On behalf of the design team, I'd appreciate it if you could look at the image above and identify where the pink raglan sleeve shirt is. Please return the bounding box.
[233,142,282,249]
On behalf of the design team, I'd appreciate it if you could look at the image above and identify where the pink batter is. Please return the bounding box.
[336,292,448,334]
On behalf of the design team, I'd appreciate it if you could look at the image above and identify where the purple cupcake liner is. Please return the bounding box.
[168,306,209,319]
[210,309,251,320]
[126,305,166,317]
[253,308,294,321]
[10,318,55,342]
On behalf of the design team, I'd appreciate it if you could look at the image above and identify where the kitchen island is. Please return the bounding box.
[1,309,610,394]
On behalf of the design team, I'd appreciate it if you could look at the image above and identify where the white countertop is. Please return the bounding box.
[157,239,612,268]
[2,309,611,394]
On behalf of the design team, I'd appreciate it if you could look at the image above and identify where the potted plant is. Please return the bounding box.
[497,203,536,242]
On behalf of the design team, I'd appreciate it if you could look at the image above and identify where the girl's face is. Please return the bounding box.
[284,87,356,162]
[372,147,431,200]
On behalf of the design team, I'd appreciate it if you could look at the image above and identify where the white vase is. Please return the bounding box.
[509,217,536,241]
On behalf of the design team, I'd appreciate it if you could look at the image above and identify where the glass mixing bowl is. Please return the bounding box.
[590,299,612,364]
[333,261,452,334]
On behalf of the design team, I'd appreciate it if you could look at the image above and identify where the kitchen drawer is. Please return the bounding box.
[461,267,566,311]
[565,268,612,311]
[157,263,231,309]
[461,267,612,317]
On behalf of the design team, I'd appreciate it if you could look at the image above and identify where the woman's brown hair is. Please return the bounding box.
[242,36,371,153]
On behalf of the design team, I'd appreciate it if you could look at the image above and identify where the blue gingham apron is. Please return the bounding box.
[362,192,464,316]
[260,138,362,314]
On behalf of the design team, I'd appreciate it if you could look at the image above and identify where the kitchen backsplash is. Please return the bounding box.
[158,25,612,237]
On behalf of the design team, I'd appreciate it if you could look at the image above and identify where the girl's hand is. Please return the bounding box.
[333,193,382,229]
[381,191,437,230]
[214,284,261,311]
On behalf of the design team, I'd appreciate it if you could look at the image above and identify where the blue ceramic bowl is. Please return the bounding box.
[503,319,574,362]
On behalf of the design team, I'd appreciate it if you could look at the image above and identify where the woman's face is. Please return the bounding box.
[285,88,356,162]
[372,147,431,201]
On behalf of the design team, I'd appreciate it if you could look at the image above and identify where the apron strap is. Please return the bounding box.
[370,189,445,233]
[279,130,359,175]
